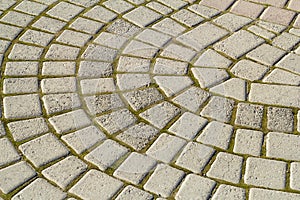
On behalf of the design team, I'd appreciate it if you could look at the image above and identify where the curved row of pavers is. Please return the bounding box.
[1,0,300,199]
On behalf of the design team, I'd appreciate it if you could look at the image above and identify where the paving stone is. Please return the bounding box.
[70,170,123,199]
[267,107,294,132]
[123,41,158,59]
[200,0,235,10]
[146,2,173,15]
[78,61,113,78]
[212,185,246,200]
[154,76,193,97]
[4,61,38,76]
[106,19,141,37]
[84,94,124,115]
[290,162,300,191]
[260,6,295,26]
[175,142,215,173]
[80,78,116,95]
[234,129,264,156]
[235,103,264,129]
[61,126,106,154]
[95,109,136,134]
[192,68,229,88]
[42,156,87,189]
[177,22,228,51]
[266,132,300,160]
[14,1,47,15]
[210,78,246,101]
[248,25,276,40]
[213,13,252,32]
[157,0,187,9]
[245,157,286,189]
[288,0,300,12]
[56,30,91,47]
[144,164,185,198]
[0,11,34,27]
[49,109,91,134]
[194,49,232,68]
[45,44,80,60]
[117,74,151,91]
[152,18,186,37]
[94,32,127,49]
[67,0,99,7]
[103,0,134,14]
[127,0,145,5]
[82,44,117,61]
[42,61,76,76]
[123,6,161,27]
[0,40,10,53]
[200,96,235,123]
[0,23,21,40]
[3,94,42,119]
[272,32,300,51]
[41,77,76,94]
[249,83,300,108]
[70,17,104,34]
[32,17,66,33]
[276,53,300,74]
[8,118,48,142]
[263,68,300,85]
[214,30,264,59]
[161,43,197,62]
[230,0,264,18]
[114,152,157,184]
[19,133,69,168]
[84,139,128,171]
[136,29,171,47]
[47,2,84,21]
[172,9,204,27]
[289,28,300,36]
[250,0,287,7]
[176,174,216,200]
[188,4,220,18]
[231,59,269,81]
[249,188,300,200]
[207,152,243,184]
[172,86,210,112]
[117,56,150,73]
[116,185,153,200]
[153,58,188,75]
[0,161,36,194]
[0,137,20,166]
[0,0,16,10]
[8,44,43,60]
[19,29,54,46]
[116,123,159,151]
[168,112,208,140]
[140,101,180,129]
[3,78,38,94]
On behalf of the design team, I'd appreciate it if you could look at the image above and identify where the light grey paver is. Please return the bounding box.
[200,0,235,10]
[45,44,80,60]
[192,68,229,88]
[32,17,66,33]
[157,0,187,9]
[19,29,54,46]
[117,56,150,73]
[152,18,186,37]
[213,13,252,32]
[0,23,22,40]
[81,44,117,61]
[291,162,300,191]
[106,19,141,37]
[0,137,20,166]
[230,0,264,18]
[249,188,300,200]
[234,129,264,156]
[212,185,246,200]
[70,17,104,34]
[14,1,47,15]
[42,62,76,76]
[43,93,81,114]
[146,2,173,15]
[248,25,276,40]
[136,29,171,47]
[41,77,77,94]
[94,32,127,49]
[4,61,39,76]
[235,103,264,129]
[3,78,38,94]
[210,78,246,101]
[80,78,116,95]
[263,68,300,85]
[116,185,153,200]
[188,4,220,18]
[154,76,193,97]
[153,58,188,75]
[122,40,158,59]
[272,32,300,50]
[276,53,300,74]
[194,49,232,68]
[267,107,294,132]
[56,30,91,47]
[8,44,43,60]
[47,2,84,21]
[103,0,134,14]
[78,61,112,78]
[172,9,204,27]
[117,73,151,90]
[0,11,34,27]
[260,6,295,26]
[123,6,162,27]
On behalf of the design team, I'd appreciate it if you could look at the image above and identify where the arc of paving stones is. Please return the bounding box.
[0,0,300,199]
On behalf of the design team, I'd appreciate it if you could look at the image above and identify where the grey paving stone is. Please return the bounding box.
[94,32,128,49]
[157,0,187,9]
[67,0,99,7]
[47,2,84,21]
[197,121,233,150]
[123,6,161,27]
[276,53,300,74]
[263,68,300,85]
[127,0,145,5]
[212,185,246,200]
[176,174,216,200]
[175,142,215,173]
[200,0,235,10]
[114,152,157,185]
[144,164,185,198]
[266,132,300,161]
[43,93,81,114]
[106,19,141,37]
[168,112,208,140]
[235,103,264,129]
[32,17,66,33]
[80,78,116,95]
[84,94,124,115]
[116,185,153,200]
[146,2,173,15]
[248,25,276,40]
[61,126,106,154]
[200,96,235,123]
[136,29,171,48]
[14,1,47,15]
[0,137,20,166]
[42,156,87,189]
[41,77,76,94]
[117,74,151,90]
[0,40,10,53]
[0,0,16,10]
[45,44,80,60]
[245,157,286,189]
[256,21,287,33]
[3,94,42,119]
[272,32,300,50]
[207,152,243,184]
[290,162,300,191]
[8,44,43,60]
[122,40,158,59]
[234,129,264,156]
[49,109,91,134]
[188,4,220,18]
[78,61,113,78]
[267,107,294,132]
[213,13,252,32]
[104,0,134,14]
[153,58,188,75]
[0,23,21,40]
[192,68,229,88]
[172,9,204,27]
[152,18,186,37]
[260,6,295,26]
[172,86,210,112]
[117,56,150,73]
[12,178,66,200]
[8,118,49,142]
[214,30,264,59]
[154,76,193,97]
[84,6,117,23]
[84,139,128,171]
[230,0,264,19]
[19,29,54,47]
[116,122,159,151]
[19,133,69,168]
[249,188,300,200]
[246,44,286,66]
[3,78,38,94]
[161,43,197,62]
[70,17,104,34]
[194,49,232,68]
[56,30,92,47]
[95,109,136,134]
[139,101,180,129]
[42,61,76,76]
[0,11,34,27]
[82,44,117,61]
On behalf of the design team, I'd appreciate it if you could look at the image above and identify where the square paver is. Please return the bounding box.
[200,0,235,10]
[213,13,252,32]
[19,29,54,46]
[56,30,91,47]
[4,61,37,76]
[70,17,104,34]
[234,129,264,156]
[84,6,117,23]
[47,2,84,21]
[267,107,294,132]
[103,0,134,14]
[212,185,246,200]
[0,11,34,27]
[8,44,43,60]
[235,103,264,129]
[45,44,80,60]
[123,6,162,27]
[260,6,295,26]
[230,0,264,18]
[172,9,204,27]
[152,18,186,37]
[14,1,47,15]
[32,17,66,33]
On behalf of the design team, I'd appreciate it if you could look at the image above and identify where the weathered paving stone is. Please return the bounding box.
[42,62,76,76]
[70,170,123,199]
[19,29,54,46]
[19,133,69,168]
[230,0,264,18]
[32,17,66,33]
[80,78,116,95]
[213,13,252,32]
[175,142,215,173]
[267,107,294,132]
[122,40,158,59]
[61,126,106,154]
[114,152,157,185]
[188,4,220,18]
[42,156,87,189]
[210,78,246,101]
[4,61,39,76]
[153,58,188,75]
[45,44,80,60]
[82,44,117,61]
[152,18,186,37]
[56,30,91,47]
[3,78,38,94]
[207,152,243,184]
[263,68,300,85]
[123,6,161,27]
[116,186,153,200]
[70,17,104,34]
[157,0,187,9]
[245,157,286,189]
[175,174,216,200]
[171,9,204,27]
[276,53,300,75]
[8,44,43,60]
[106,19,141,37]
[0,11,34,27]
[234,129,264,156]
[144,164,185,198]
[103,0,134,14]
[248,25,276,40]
[0,161,36,194]
[235,103,264,129]
[161,43,197,61]
[41,77,77,94]
[146,2,173,15]
[14,1,47,15]
[136,29,171,48]
[43,93,81,114]
[84,6,117,23]
[118,56,150,73]
[117,73,151,90]
[192,68,229,88]
[47,2,84,21]
[0,23,22,40]
[193,49,232,68]
[154,76,193,97]
[211,185,246,200]
[260,6,295,26]
[0,137,20,166]
[84,139,128,171]
[249,188,300,200]
[272,32,300,51]
[78,61,113,78]
[200,0,235,10]
[94,32,127,49]
[290,162,300,191]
